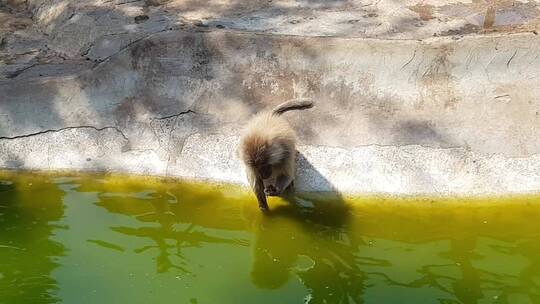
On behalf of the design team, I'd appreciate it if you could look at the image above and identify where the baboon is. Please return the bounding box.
[238,98,313,211]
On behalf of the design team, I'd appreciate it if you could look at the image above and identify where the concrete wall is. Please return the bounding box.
[1,1,539,195]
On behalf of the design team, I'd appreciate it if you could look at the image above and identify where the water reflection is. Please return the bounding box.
[86,178,540,303]
[0,176,65,304]
[92,183,250,275]
[252,196,540,303]
[250,195,369,304]
[2,173,540,303]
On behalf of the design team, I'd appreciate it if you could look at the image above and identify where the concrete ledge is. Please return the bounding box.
[1,129,539,195]
[1,3,539,196]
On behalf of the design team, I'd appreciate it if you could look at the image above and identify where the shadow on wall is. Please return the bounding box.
[0,0,482,188]
[1,0,339,176]
[295,152,339,193]
[0,0,417,131]
[0,0,343,167]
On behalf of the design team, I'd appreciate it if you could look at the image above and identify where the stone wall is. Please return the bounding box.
[1,1,539,195]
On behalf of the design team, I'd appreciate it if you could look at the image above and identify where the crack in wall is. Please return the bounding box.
[0,126,128,141]
[91,28,174,69]
[400,49,417,70]
[6,63,39,79]
[507,49,518,68]
[147,109,197,175]
[155,109,196,120]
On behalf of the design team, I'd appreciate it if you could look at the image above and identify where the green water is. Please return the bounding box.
[1,172,540,304]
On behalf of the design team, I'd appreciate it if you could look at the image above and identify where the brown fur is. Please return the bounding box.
[238,99,313,211]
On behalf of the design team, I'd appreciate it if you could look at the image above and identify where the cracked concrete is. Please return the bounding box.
[0,1,539,196]
[0,125,128,140]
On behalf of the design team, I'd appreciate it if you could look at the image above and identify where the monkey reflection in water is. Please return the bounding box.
[248,197,366,303]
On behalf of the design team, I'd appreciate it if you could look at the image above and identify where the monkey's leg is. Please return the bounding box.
[285,180,295,192]
[254,177,269,211]
[276,174,294,195]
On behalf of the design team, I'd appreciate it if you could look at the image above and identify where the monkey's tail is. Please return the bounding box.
[272,98,314,116]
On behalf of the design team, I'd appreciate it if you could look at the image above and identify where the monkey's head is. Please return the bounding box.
[258,160,293,197]
[239,136,289,196]
[253,159,280,196]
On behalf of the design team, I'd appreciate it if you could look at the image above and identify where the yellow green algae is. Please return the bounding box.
[1,170,540,304]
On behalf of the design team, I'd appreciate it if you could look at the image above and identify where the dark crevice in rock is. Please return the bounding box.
[0,126,129,141]
[134,15,149,24]
[5,63,38,79]
[507,49,517,68]
[155,110,196,120]
[91,28,173,69]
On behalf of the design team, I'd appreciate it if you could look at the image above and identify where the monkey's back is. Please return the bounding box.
[244,112,295,141]
[239,112,296,165]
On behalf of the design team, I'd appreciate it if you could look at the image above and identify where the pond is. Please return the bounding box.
[1,171,539,304]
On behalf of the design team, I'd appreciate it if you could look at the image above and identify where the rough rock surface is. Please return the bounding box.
[1,0,539,195]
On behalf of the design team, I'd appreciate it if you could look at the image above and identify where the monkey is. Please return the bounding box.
[237,98,314,211]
